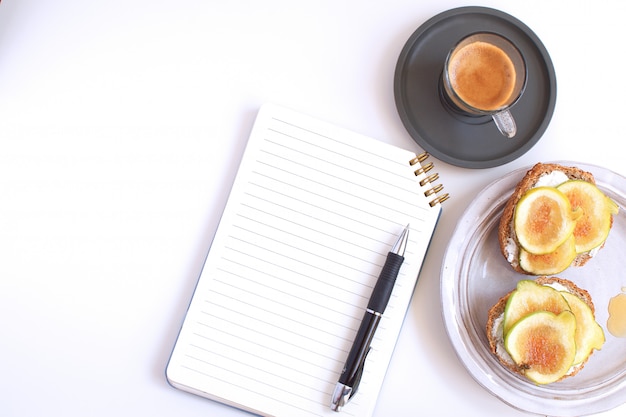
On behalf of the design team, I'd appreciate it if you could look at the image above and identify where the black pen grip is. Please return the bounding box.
[367,252,404,313]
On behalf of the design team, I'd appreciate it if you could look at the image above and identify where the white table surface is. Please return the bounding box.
[2,1,625,416]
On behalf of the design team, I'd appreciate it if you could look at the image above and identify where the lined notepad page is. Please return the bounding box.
[166,104,442,417]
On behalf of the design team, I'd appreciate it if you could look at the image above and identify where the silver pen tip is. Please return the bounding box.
[391,224,410,256]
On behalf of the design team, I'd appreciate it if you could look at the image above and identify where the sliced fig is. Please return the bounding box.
[504,310,577,385]
[557,180,619,253]
[561,291,605,365]
[519,235,577,275]
[514,187,582,255]
[503,280,570,335]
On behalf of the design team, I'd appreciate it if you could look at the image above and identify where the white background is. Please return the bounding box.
[1,1,625,416]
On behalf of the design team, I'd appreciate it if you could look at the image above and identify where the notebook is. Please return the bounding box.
[166,103,448,417]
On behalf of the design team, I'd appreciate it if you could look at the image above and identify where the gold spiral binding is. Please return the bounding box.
[413,162,434,176]
[429,192,450,207]
[409,152,430,166]
[408,152,449,206]
[425,184,443,197]
[419,173,439,187]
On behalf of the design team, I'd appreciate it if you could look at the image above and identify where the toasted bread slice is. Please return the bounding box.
[486,276,596,382]
[498,162,598,274]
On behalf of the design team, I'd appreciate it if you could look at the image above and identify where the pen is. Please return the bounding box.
[330,224,410,412]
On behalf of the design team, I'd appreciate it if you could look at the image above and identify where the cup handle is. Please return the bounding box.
[492,109,517,138]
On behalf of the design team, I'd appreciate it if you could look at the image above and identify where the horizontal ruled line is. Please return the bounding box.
[180,361,327,417]
[216,262,363,319]
[251,164,426,224]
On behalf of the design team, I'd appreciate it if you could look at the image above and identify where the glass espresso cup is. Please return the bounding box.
[442,32,527,138]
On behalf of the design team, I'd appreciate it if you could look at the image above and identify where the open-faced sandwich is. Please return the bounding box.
[486,276,604,384]
[498,162,619,275]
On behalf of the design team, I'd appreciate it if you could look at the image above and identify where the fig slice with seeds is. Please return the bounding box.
[504,310,577,385]
[514,186,582,255]
[557,180,619,253]
[519,234,577,275]
[502,280,570,336]
[561,291,605,365]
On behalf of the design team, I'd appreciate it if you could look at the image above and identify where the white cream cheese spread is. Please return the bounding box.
[533,170,569,188]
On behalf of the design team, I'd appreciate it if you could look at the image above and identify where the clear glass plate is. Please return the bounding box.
[441,161,626,416]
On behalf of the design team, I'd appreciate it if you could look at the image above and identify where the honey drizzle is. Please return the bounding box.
[607,288,626,338]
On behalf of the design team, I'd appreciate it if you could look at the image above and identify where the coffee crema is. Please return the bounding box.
[448,41,517,111]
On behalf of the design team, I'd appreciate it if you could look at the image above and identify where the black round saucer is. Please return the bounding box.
[394,6,557,169]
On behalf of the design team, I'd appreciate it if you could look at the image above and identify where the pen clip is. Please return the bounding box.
[330,347,371,412]
[349,346,370,400]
